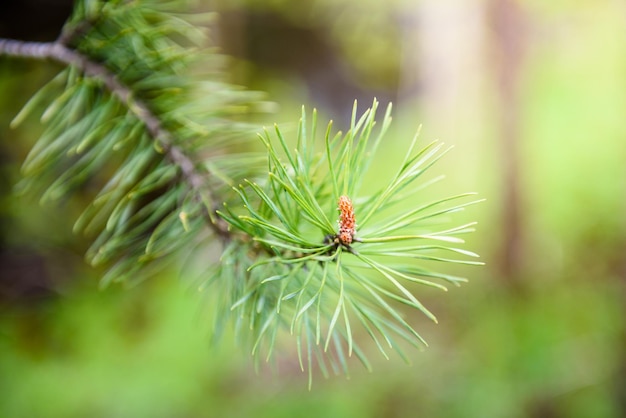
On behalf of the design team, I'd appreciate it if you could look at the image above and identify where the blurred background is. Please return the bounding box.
[1,0,625,416]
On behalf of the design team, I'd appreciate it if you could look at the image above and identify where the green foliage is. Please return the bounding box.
[11,0,265,286]
[2,277,620,417]
[5,0,481,381]
[214,100,483,384]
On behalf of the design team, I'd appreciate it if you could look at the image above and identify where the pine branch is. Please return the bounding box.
[0,37,230,239]
[215,101,483,385]
[1,0,269,288]
[2,0,482,382]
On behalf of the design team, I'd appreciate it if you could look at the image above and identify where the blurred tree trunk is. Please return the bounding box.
[400,0,528,286]
[398,0,485,141]
[490,0,528,284]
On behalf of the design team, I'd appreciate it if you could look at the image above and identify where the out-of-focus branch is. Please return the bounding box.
[0,37,232,240]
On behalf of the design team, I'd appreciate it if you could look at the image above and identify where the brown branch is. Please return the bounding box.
[0,37,232,240]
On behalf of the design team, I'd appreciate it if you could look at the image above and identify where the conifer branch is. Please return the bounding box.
[1,0,482,381]
[0,36,231,239]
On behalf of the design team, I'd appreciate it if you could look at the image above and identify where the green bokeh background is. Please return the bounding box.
[1,0,625,417]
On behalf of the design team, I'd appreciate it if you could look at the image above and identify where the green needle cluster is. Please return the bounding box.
[215,101,483,385]
[3,0,482,384]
